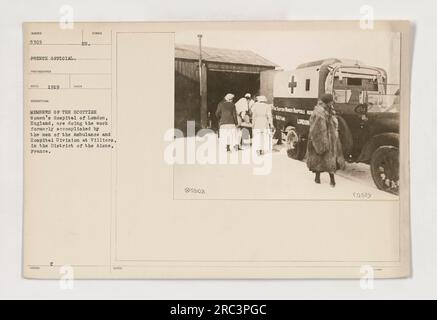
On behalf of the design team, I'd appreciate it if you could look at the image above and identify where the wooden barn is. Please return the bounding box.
[175,44,277,134]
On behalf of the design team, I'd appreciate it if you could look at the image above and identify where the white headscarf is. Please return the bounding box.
[224,93,235,102]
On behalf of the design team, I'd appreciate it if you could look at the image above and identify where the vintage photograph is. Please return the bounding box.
[20,20,411,282]
[172,30,401,200]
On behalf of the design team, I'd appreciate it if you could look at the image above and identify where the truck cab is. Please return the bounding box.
[272,58,400,194]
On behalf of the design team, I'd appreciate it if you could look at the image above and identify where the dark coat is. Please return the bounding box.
[306,102,345,173]
[216,101,238,127]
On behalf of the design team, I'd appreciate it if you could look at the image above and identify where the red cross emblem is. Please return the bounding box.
[288,75,297,94]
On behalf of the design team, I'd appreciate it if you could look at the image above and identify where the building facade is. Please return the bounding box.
[175,44,277,134]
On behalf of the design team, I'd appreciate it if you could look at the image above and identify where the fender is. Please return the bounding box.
[357,132,400,163]
[279,121,298,134]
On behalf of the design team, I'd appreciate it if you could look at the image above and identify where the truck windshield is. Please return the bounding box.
[332,66,385,104]
[331,66,399,113]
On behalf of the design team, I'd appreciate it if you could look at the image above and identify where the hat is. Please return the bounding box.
[320,93,334,104]
[224,93,234,101]
[244,93,251,98]
[256,95,267,103]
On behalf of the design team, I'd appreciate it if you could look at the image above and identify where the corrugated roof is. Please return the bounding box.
[175,44,277,68]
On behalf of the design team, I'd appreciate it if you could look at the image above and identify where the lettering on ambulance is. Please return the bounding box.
[273,97,318,112]
[272,97,318,127]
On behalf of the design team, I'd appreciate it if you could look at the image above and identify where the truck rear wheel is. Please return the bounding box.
[286,128,306,160]
[370,146,399,195]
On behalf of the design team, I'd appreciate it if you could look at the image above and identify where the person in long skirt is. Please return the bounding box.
[215,93,238,152]
[251,96,273,155]
[235,93,254,149]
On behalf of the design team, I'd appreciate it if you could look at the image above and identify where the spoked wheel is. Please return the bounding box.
[286,128,305,160]
[370,146,400,195]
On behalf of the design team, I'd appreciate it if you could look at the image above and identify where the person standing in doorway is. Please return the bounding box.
[215,93,238,152]
[235,93,255,149]
[306,93,345,187]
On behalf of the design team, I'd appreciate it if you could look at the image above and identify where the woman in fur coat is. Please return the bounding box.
[306,93,345,187]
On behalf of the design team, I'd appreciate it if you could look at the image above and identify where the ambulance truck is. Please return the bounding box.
[271,58,400,194]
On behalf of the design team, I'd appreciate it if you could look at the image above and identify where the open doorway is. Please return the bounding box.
[207,71,260,131]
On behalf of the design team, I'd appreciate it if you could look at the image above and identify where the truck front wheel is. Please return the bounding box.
[286,128,306,160]
[370,146,399,195]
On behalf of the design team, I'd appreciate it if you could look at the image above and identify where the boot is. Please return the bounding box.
[329,173,336,187]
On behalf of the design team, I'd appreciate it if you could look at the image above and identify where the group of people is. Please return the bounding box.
[215,93,273,155]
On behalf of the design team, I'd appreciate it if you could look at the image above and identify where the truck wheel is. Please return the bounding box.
[286,129,305,160]
[370,146,399,195]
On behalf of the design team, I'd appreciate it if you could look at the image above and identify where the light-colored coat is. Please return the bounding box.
[306,102,345,173]
[251,102,273,130]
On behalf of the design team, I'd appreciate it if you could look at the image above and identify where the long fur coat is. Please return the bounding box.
[306,102,345,173]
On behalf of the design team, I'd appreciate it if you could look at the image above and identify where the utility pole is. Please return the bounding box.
[198,34,203,96]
